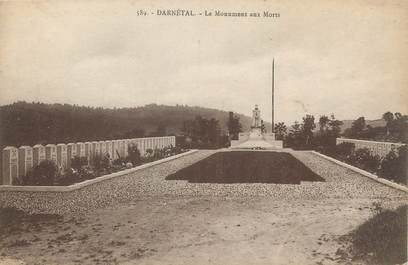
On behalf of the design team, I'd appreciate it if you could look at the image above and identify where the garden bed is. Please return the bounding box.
[8,146,192,189]
[319,143,407,187]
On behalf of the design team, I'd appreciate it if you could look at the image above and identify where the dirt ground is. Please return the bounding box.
[1,195,406,265]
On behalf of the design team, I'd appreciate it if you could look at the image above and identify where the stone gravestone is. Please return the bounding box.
[94,141,101,157]
[84,142,92,164]
[45,144,58,165]
[77,142,86,158]
[112,140,119,160]
[33,144,46,167]
[145,138,150,150]
[56,144,68,170]
[106,141,113,160]
[2,146,19,185]
[119,140,126,158]
[140,139,145,156]
[117,140,123,158]
[67,143,77,168]
[18,146,33,178]
[124,139,129,157]
[100,141,107,157]
[90,141,98,159]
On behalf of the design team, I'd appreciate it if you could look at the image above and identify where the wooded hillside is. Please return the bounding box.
[0,102,253,148]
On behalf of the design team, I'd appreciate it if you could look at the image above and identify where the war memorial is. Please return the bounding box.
[0,61,407,265]
[1,95,407,264]
[0,1,407,264]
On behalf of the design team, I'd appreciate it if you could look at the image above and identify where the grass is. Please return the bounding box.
[338,204,407,265]
[166,151,324,184]
[0,207,61,238]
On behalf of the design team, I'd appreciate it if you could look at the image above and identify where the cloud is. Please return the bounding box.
[0,0,407,124]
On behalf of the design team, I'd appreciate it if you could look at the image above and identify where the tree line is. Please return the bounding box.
[0,101,252,149]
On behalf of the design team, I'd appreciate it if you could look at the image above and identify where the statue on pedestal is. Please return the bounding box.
[252,105,261,128]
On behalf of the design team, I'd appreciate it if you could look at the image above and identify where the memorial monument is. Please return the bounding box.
[230,104,283,149]
[230,60,283,149]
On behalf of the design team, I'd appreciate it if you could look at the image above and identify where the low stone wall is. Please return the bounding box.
[336,138,405,158]
[2,136,175,185]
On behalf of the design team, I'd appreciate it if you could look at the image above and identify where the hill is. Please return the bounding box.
[340,119,386,133]
[0,102,254,148]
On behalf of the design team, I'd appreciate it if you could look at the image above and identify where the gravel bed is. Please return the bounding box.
[0,150,406,215]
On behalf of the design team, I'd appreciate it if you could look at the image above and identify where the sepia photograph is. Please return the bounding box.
[0,0,407,264]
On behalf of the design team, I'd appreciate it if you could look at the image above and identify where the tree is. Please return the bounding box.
[382,112,394,136]
[327,115,343,138]
[208,118,221,147]
[261,120,266,133]
[319,115,330,133]
[315,114,343,154]
[181,116,223,149]
[301,115,316,147]
[274,122,287,140]
[153,123,167,137]
[348,117,366,138]
[286,121,303,149]
[227,112,242,140]
[388,113,408,143]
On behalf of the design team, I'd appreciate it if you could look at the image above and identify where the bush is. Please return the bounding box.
[335,142,355,160]
[379,146,407,184]
[56,167,79,186]
[145,148,153,157]
[21,160,58,186]
[13,144,186,186]
[127,144,142,166]
[70,156,88,172]
[153,148,165,160]
[112,157,126,166]
[91,154,111,175]
[347,148,381,173]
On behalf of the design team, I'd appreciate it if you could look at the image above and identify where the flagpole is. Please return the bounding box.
[272,59,275,133]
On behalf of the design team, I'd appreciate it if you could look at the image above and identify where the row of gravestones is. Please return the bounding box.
[336,138,405,158]
[1,136,176,185]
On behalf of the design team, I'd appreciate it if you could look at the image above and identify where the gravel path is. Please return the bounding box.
[0,150,406,214]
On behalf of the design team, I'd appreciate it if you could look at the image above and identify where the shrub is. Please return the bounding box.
[347,148,381,173]
[379,146,407,184]
[112,157,126,166]
[153,148,165,160]
[145,148,153,157]
[91,154,111,175]
[70,156,88,172]
[56,168,79,186]
[335,142,355,160]
[23,160,58,185]
[127,144,141,166]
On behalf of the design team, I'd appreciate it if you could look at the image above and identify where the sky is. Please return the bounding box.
[0,0,407,124]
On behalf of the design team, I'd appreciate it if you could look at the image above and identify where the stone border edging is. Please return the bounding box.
[310,151,408,193]
[0,150,198,193]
